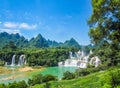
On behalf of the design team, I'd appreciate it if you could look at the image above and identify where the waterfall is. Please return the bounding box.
[69,51,73,59]
[5,62,8,66]
[11,55,16,66]
[81,50,84,57]
[18,55,25,66]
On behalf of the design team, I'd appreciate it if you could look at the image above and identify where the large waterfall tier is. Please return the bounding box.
[58,50,101,68]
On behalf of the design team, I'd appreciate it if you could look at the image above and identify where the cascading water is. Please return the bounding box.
[18,55,25,66]
[11,55,16,66]
[69,51,73,59]
[5,62,8,66]
[59,50,101,68]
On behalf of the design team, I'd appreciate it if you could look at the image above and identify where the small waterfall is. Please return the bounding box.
[90,50,93,55]
[5,62,8,66]
[18,55,25,66]
[69,51,73,59]
[24,60,27,65]
[81,50,84,57]
[11,55,16,66]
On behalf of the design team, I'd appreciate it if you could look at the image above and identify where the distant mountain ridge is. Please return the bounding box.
[0,32,81,48]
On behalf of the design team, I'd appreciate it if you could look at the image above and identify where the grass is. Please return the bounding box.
[31,67,120,88]
[31,71,105,88]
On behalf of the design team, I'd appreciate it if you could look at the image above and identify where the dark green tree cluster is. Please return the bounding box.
[88,0,120,66]
[28,74,57,86]
[62,71,75,80]
[0,80,27,88]
[26,48,69,66]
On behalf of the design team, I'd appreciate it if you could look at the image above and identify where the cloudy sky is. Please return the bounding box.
[0,0,92,45]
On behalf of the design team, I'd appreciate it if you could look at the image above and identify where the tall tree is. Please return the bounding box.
[88,0,120,65]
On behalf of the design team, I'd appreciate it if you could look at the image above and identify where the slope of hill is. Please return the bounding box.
[31,68,120,88]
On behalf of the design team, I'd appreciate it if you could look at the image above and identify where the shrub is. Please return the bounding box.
[62,71,75,80]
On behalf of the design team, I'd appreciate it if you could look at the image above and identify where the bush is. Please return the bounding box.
[43,74,57,82]
[28,74,43,86]
[100,69,120,88]
[62,71,75,80]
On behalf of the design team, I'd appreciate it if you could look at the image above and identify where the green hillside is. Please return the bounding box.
[31,68,120,88]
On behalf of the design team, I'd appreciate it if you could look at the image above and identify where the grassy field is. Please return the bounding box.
[31,72,104,88]
[31,68,120,88]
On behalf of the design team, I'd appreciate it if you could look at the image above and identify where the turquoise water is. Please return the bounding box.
[0,66,78,84]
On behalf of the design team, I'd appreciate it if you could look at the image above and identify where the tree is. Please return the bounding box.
[88,0,120,65]
[3,41,17,50]
[42,74,57,82]
[62,71,75,80]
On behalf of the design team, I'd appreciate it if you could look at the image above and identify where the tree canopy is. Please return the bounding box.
[88,0,120,65]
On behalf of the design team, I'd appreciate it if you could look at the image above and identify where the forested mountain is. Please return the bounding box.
[0,32,28,48]
[0,32,81,49]
[28,34,48,48]
[62,38,81,48]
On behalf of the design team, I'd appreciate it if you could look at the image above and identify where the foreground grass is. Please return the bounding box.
[31,68,120,88]
[31,72,103,88]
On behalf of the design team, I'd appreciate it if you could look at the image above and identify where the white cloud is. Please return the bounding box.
[19,23,37,29]
[0,29,20,34]
[4,22,18,28]
[3,22,37,30]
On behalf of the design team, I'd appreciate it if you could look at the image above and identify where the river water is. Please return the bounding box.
[0,66,78,84]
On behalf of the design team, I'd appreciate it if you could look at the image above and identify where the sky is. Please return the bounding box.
[0,0,92,45]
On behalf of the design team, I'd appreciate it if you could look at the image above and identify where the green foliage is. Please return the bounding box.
[62,71,75,80]
[75,65,108,77]
[31,68,120,88]
[44,82,51,88]
[6,81,27,88]
[88,0,120,66]
[28,74,57,86]
[3,41,17,51]
[42,74,57,82]
[61,38,81,49]
[0,84,6,88]
[17,80,28,88]
[0,48,69,66]
[28,34,48,48]
[0,60,5,66]
[100,69,120,88]
[28,74,43,86]
[0,32,28,48]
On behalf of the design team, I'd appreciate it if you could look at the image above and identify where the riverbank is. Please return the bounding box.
[0,66,13,74]
[0,66,44,82]
[0,66,77,84]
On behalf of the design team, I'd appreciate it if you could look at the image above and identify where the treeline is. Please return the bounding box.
[0,41,80,66]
